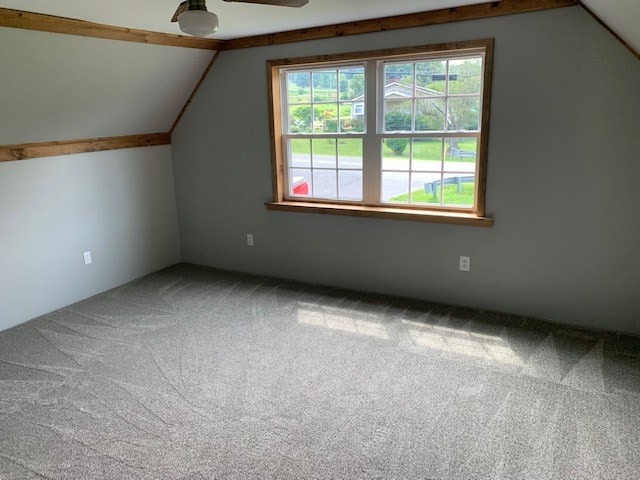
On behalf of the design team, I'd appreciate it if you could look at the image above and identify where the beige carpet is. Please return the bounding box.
[0,263,639,479]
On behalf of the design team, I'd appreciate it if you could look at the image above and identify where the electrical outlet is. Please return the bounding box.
[459,256,470,272]
[83,251,92,266]
[246,234,254,247]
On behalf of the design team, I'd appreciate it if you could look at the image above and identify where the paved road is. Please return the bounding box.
[291,154,475,201]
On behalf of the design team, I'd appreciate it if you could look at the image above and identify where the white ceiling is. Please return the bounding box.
[0,0,637,146]
[0,0,637,51]
[581,0,640,53]
[0,0,507,39]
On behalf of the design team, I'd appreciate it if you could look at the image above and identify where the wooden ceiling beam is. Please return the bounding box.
[0,1,581,52]
[0,8,222,50]
[2,1,635,60]
[224,0,578,50]
[0,133,171,163]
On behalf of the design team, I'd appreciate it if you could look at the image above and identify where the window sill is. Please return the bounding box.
[265,201,493,227]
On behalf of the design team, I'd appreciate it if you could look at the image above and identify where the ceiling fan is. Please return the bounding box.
[172,0,309,38]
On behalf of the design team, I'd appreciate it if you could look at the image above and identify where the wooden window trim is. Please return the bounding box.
[266,201,492,227]
[267,39,494,226]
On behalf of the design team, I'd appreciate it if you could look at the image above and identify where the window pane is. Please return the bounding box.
[382,139,410,171]
[382,172,410,203]
[290,139,311,168]
[290,168,311,197]
[411,138,443,172]
[312,138,336,169]
[313,103,338,133]
[448,58,482,95]
[445,137,477,173]
[338,104,361,133]
[338,139,362,169]
[312,70,338,102]
[339,67,365,102]
[384,100,412,132]
[343,103,365,133]
[410,172,442,205]
[275,44,489,213]
[288,104,312,134]
[287,72,311,104]
[423,176,444,204]
[313,169,338,199]
[447,96,480,131]
[443,174,475,208]
[415,98,446,131]
[416,60,447,95]
[384,63,414,91]
[338,170,363,201]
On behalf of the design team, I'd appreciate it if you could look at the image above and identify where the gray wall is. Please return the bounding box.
[0,27,214,144]
[172,7,640,334]
[0,146,181,331]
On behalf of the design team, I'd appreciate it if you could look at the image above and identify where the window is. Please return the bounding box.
[267,39,494,226]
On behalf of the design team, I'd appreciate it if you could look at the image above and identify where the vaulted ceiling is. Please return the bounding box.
[0,0,500,38]
[0,0,638,149]
[0,0,637,49]
[580,0,640,53]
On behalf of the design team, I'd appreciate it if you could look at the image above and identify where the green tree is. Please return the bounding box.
[385,111,411,131]
[339,73,349,97]
[288,72,310,88]
[386,138,409,156]
[350,75,365,96]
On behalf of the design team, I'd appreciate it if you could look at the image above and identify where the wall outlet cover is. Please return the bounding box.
[459,256,470,272]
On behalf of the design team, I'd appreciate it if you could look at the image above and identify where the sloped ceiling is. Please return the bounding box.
[0,0,637,147]
[581,0,640,52]
[0,0,638,50]
[0,27,214,144]
[0,0,484,39]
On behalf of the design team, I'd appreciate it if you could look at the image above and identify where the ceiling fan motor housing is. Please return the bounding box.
[175,0,308,37]
[179,0,219,37]
[187,0,209,11]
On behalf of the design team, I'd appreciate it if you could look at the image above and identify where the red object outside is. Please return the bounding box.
[292,176,309,195]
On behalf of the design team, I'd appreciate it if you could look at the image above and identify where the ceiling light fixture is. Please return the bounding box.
[177,0,219,38]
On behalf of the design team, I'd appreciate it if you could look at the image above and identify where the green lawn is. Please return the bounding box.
[290,138,477,162]
[291,138,362,157]
[390,139,477,163]
[390,183,475,206]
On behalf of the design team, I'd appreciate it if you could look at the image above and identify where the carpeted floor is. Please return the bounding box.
[0,264,639,479]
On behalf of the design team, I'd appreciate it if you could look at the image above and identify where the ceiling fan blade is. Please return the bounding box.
[171,1,190,22]
[223,0,308,7]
